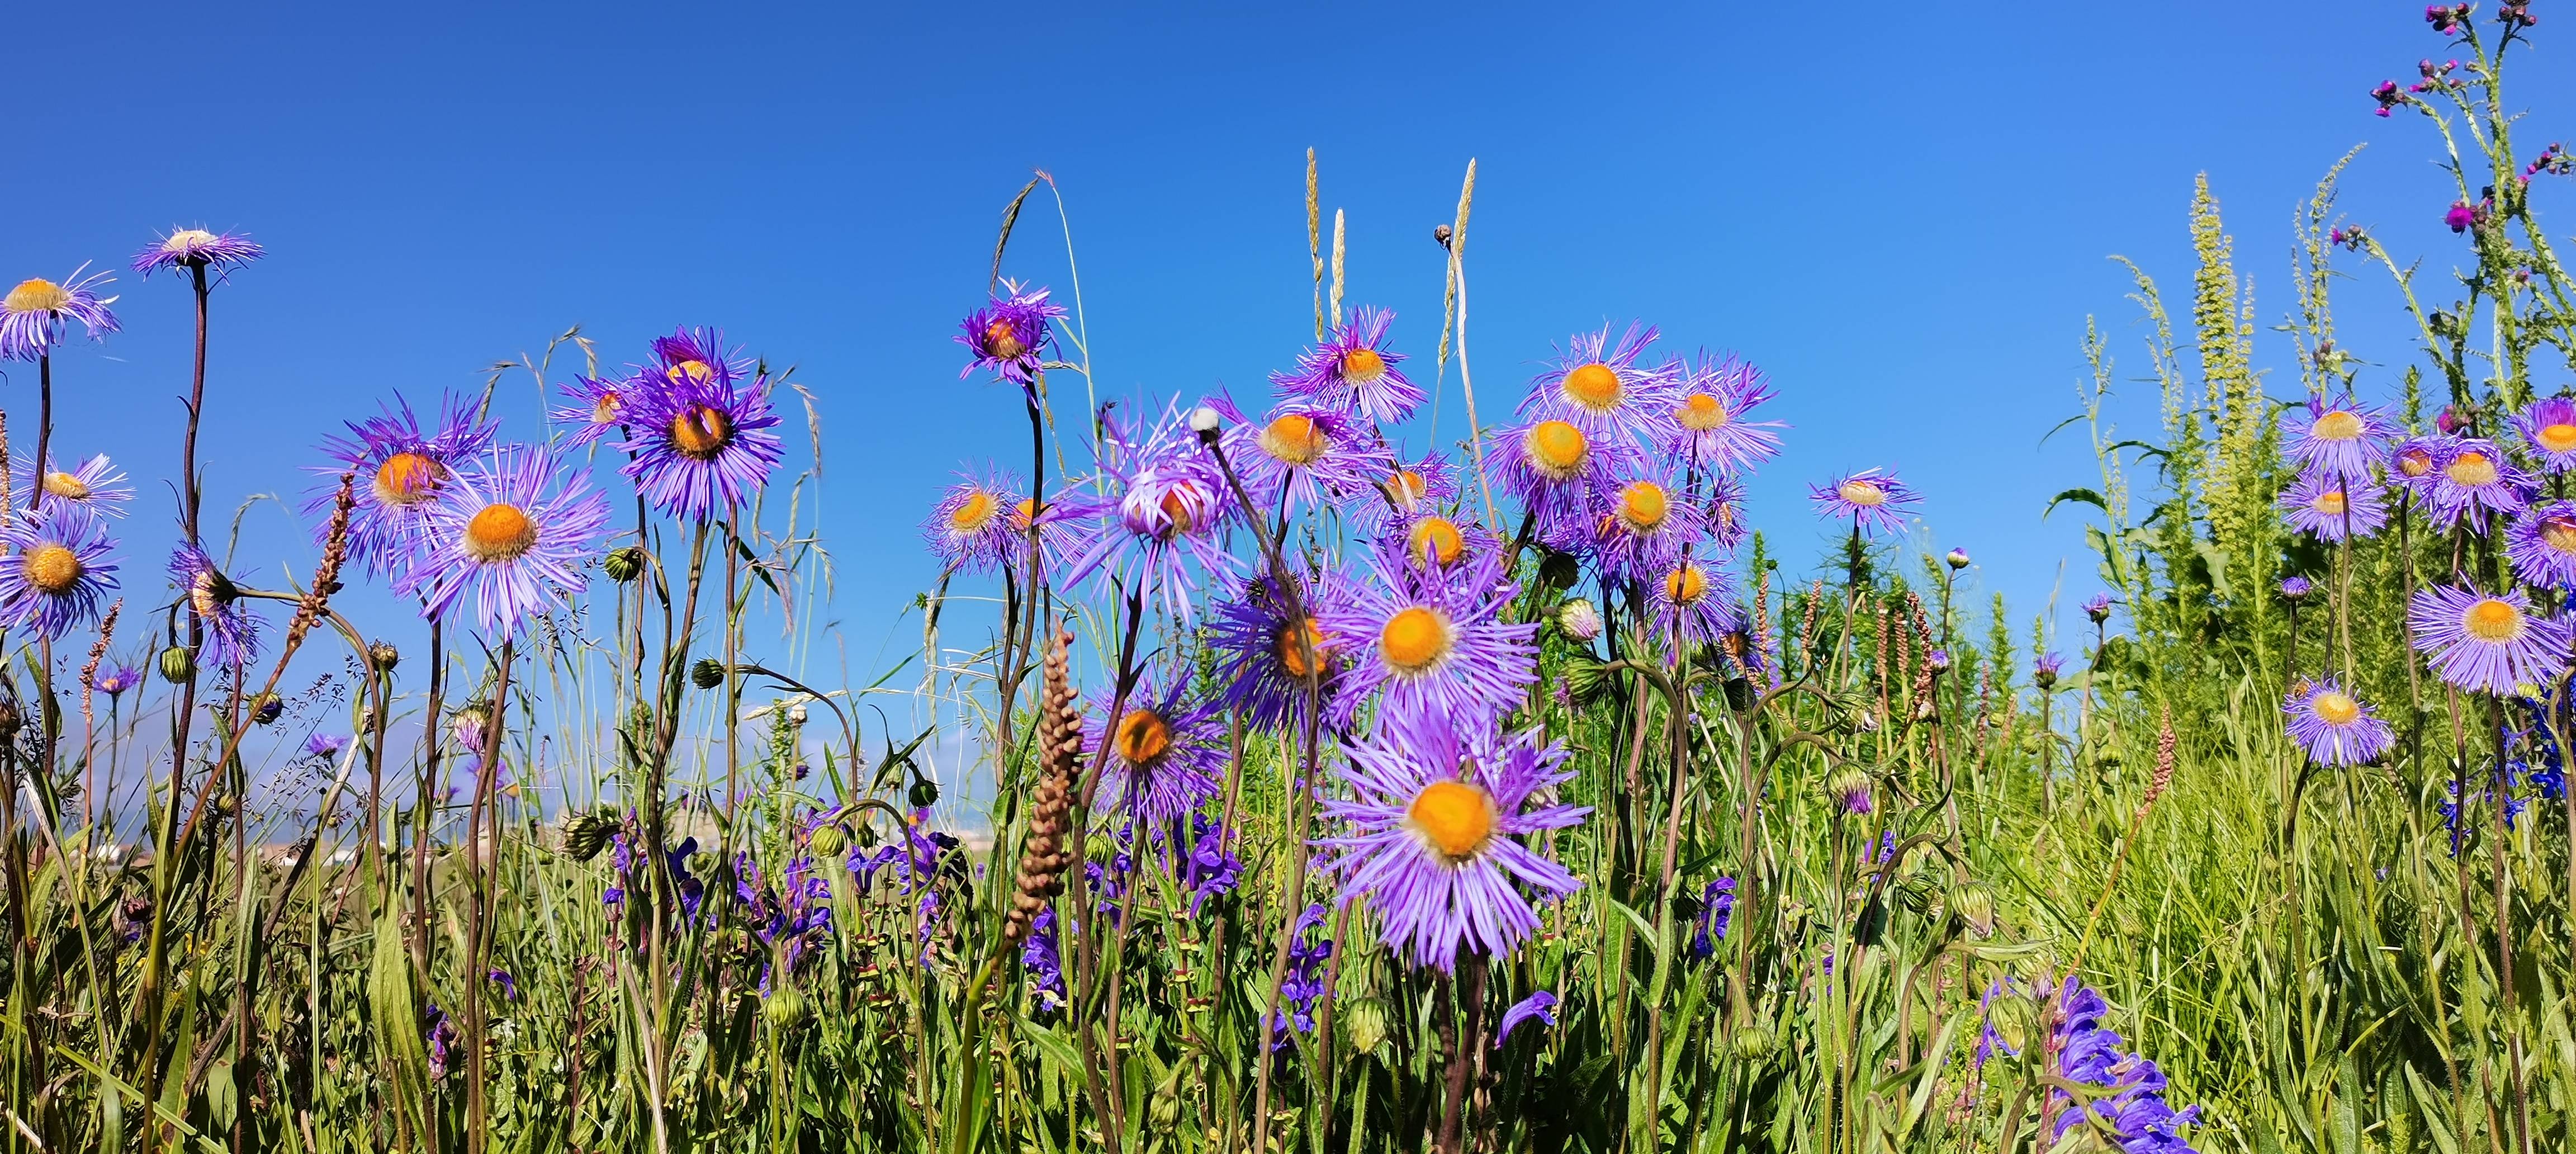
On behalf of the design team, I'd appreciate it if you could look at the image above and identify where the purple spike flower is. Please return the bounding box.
[2506,500,2576,588]
[0,266,120,362]
[0,505,118,639]
[1320,531,1538,731]
[2426,437,2531,533]
[1272,305,1422,423]
[955,281,1064,392]
[1493,990,1561,1048]
[1688,878,1736,959]
[1664,353,1784,476]
[2408,584,2572,695]
[1315,706,1590,972]
[1269,904,1336,1043]
[1024,906,1067,1011]
[2045,978,2202,1152]
[2283,676,2393,768]
[2277,467,2389,541]
[169,543,262,670]
[310,393,503,574]
[399,447,610,639]
[618,337,785,522]
[131,229,264,278]
[1516,321,1681,445]
[2282,396,2394,480]
[1082,669,1225,827]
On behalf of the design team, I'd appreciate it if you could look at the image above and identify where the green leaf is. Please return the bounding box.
[2044,488,2110,521]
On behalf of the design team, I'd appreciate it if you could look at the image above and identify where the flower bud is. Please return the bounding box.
[692,659,726,690]
[1948,879,1996,935]
[1826,765,1874,815]
[908,777,941,808]
[1898,874,1943,916]
[368,640,401,672]
[1944,547,1970,570]
[1342,997,1387,1054]
[810,822,849,859]
[604,545,645,583]
[1731,1023,1774,1060]
[0,702,21,739]
[1556,598,1602,642]
[763,985,808,1030]
[252,693,284,725]
[787,702,808,726]
[159,646,196,684]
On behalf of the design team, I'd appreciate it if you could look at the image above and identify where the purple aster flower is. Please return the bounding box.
[1702,475,1751,554]
[0,267,120,362]
[398,446,611,640]
[1024,906,1067,1011]
[1059,401,1244,622]
[1688,878,1736,959]
[304,732,349,760]
[0,504,117,639]
[1809,469,1920,538]
[1213,392,1391,517]
[1926,649,1952,672]
[94,665,143,696]
[1320,533,1539,731]
[1205,571,1349,732]
[1357,452,1462,529]
[1270,904,1335,1043]
[1493,990,1560,1048]
[2283,676,2393,768]
[619,338,786,522]
[2282,395,2395,480]
[1517,321,1680,444]
[922,469,1029,576]
[20,453,132,519]
[1590,468,1705,582]
[2279,575,2314,602]
[2045,977,2201,1153]
[1651,559,1743,656]
[552,373,636,451]
[1315,705,1590,972]
[2408,584,2573,695]
[1082,670,1225,827]
[2277,467,2389,541]
[2082,593,2114,624]
[131,229,264,278]
[2426,438,2531,533]
[1489,416,1639,551]
[2034,652,2065,689]
[2389,434,2450,499]
[1664,353,1784,476]
[168,543,262,670]
[2512,396,2576,473]
[310,392,502,574]
[1375,510,1504,587]
[2506,500,2576,588]
[1272,305,1422,423]
[955,280,1064,391]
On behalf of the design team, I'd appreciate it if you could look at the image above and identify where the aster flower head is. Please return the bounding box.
[1,266,120,362]
[1272,305,1422,423]
[311,392,502,574]
[1490,416,1639,551]
[1315,705,1590,972]
[1082,670,1225,826]
[1060,401,1244,622]
[2283,675,2393,768]
[2409,584,2573,695]
[94,665,144,696]
[619,349,786,523]
[1517,321,1682,444]
[1359,451,1462,529]
[1809,469,1919,537]
[1320,534,1539,730]
[552,374,636,450]
[2033,652,2065,689]
[923,469,1029,576]
[1206,571,1349,731]
[131,228,264,278]
[2278,467,2390,542]
[2283,395,2395,480]
[168,543,262,670]
[955,281,1064,390]
[305,732,349,760]
[2082,593,2113,624]
[1377,510,1502,583]
[1214,392,1391,516]
[2512,396,2576,473]
[2427,437,2532,532]
[0,505,118,639]
[2280,575,2314,602]
[2507,500,2576,588]
[1702,475,1752,554]
[398,446,612,640]
[20,453,132,519]
[2389,434,2449,499]
[1590,467,1706,582]
[1663,353,1784,475]
[1651,559,1743,656]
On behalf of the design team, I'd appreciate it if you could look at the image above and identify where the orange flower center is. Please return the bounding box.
[1342,347,1387,382]
[1011,497,1042,529]
[20,544,82,595]
[1665,564,1708,605]
[1380,469,1429,510]
[1407,516,1466,566]
[1113,708,1173,765]
[1158,487,1200,536]
[1276,617,1329,679]
[671,404,734,459]
[1380,607,1451,673]
[1563,362,1621,410]
[2446,451,2498,487]
[2313,690,2361,726]
[1676,392,1729,432]
[591,390,621,424]
[2539,423,2576,454]
[983,319,1027,360]
[42,471,89,500]
[2312,410,2364,441]
[1261,414,1327,465]
[1619,481,1670,531]
[1837,479,1887,507]
[2312,489,2347,515]
[2542,514,2576,554]
[463,503,538,562]
[4,279,70,315]
[2397,449,2433,478]
[2464,598,2523,641]
[372,452,443,507]
[1407,779,1496,861]
[949,491,1000,532]
[1525,420,1588,477]
[666,359,714,385]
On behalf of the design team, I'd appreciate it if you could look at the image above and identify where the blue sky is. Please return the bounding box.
[8,1,2572,689]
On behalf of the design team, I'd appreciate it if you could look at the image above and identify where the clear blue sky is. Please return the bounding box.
[8,2,2571,677]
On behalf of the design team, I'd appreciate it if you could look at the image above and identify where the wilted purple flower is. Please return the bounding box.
[1809,469,1919,537]
[2283,396,2395,480]
[2278,467,2389,542]
[1272,305,1422,423]
[1059,401,1244,622]
[2506,500,2576,588]
[2408,584,2573,695]
[21,453,132,519]
[0,267,120,362]
[169,543,262,670]
[0,504,118,639]
[131,229,264,277]
[1493,991,1560,1048]
[955,281,1065,391]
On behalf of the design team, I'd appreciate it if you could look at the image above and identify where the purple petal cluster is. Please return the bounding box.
[2282,676,2393,767]
[131,229,264,277]
[0,267,120,362]
[2046,978,2203,1153]
[1272,306,1422,423]
[0,505,119,639]
[399,447,611,640]
[955,281,1066,391]
[1320,533,1538,730]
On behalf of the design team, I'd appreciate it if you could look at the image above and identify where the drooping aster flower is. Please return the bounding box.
[1517,321,1681,446]
[131,228,264,278]
[399,446,612,640]
[1059,401,1244,622]
[1321,531,1539,730]
[1205,571,1348,732]
[2426,437,2531,533]
[955,281,1065,392]
[2388,434,2450,500]
[0,267,120,362]
[2506,500,2576,588]
[310,392,502,574]
[2277,467,2389,542]
[1663,353,1784,476]
[168,543,262,670]
[1272,305,1422,423]
[1315,704,1590,972]
[2512,396,2576,474]
[2281,395,2394,480]
[0,505,119,639]
[1356,451,1462,529]
[1809,469,1920,538]
[20,453,133,519]
[2282,675,2393,768]
[1493,990,1560,1048]
[1082,669,1225,827]
[2408,584,2573,696]
[619,342,786,522]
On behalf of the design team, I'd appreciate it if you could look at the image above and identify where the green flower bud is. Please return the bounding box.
[908,777,940,808]
[604,545,645,583]
[1948,879,1996,936]
[159,646,196,684]
[1731,1023,1774,1060]
[1342,997,1387,1055]
[763,986,807,1030]
[367,640,401,672]
[692,659,726,690]
[809,822,848,859]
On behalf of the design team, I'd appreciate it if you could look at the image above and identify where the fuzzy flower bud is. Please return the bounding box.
[1944,547,1971,570]
[1556,597,1602,642]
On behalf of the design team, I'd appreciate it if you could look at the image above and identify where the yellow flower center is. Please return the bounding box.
[1524,420,1589,478]
[2397,448,2433,478]
[1407,779,1497,862]
[591,390,621,424]
[1011,497,1042,529]
[1619,481,1670,532]
[2540,423,2576,454]
[670,405,734,459]
[1342,347,1387,382]
[190,570,229,622]
[162,229,219,253]
[1406,516,1466,566]
[2446,450,2498,487]
[1380,606,1451,673]
[2541,514,2576,554]
[4,279,70,315]
[20,544,82,595]
[1112,708,1172,765]
[1276,617,1329,679]
[1158,488,1200,536]
[2312,690,2361,726]
[2312,410,2364,441]
[983,319,1026,360]
[1380,469,1429,510]
[1665,564,1708,605]
[372,452,443,507]
[463,503,538,562]
[2312,489,2347,515]
[1261,414,1327,465]
[1563,362,1621,410]
[949,490,1000,532]
[1676,392,1730,432]
[2464,597,2523,641]
[666,359,714,385]
[1837,479,1887,507]
[42,471,89,500]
